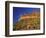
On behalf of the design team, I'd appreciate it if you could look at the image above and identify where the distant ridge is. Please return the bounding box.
[19,12,40,21]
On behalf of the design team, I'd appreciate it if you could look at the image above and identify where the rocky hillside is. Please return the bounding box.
[13,12,40,30]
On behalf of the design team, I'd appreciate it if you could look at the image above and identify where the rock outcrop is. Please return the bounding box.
[13,12,40,30]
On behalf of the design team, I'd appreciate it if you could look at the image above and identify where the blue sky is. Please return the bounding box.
[13,7,40,24]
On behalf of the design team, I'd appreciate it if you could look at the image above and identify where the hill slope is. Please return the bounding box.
[13,12,40,30]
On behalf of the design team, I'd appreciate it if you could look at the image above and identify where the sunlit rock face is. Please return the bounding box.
[19,12,40,20]
[13,12,40,30]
